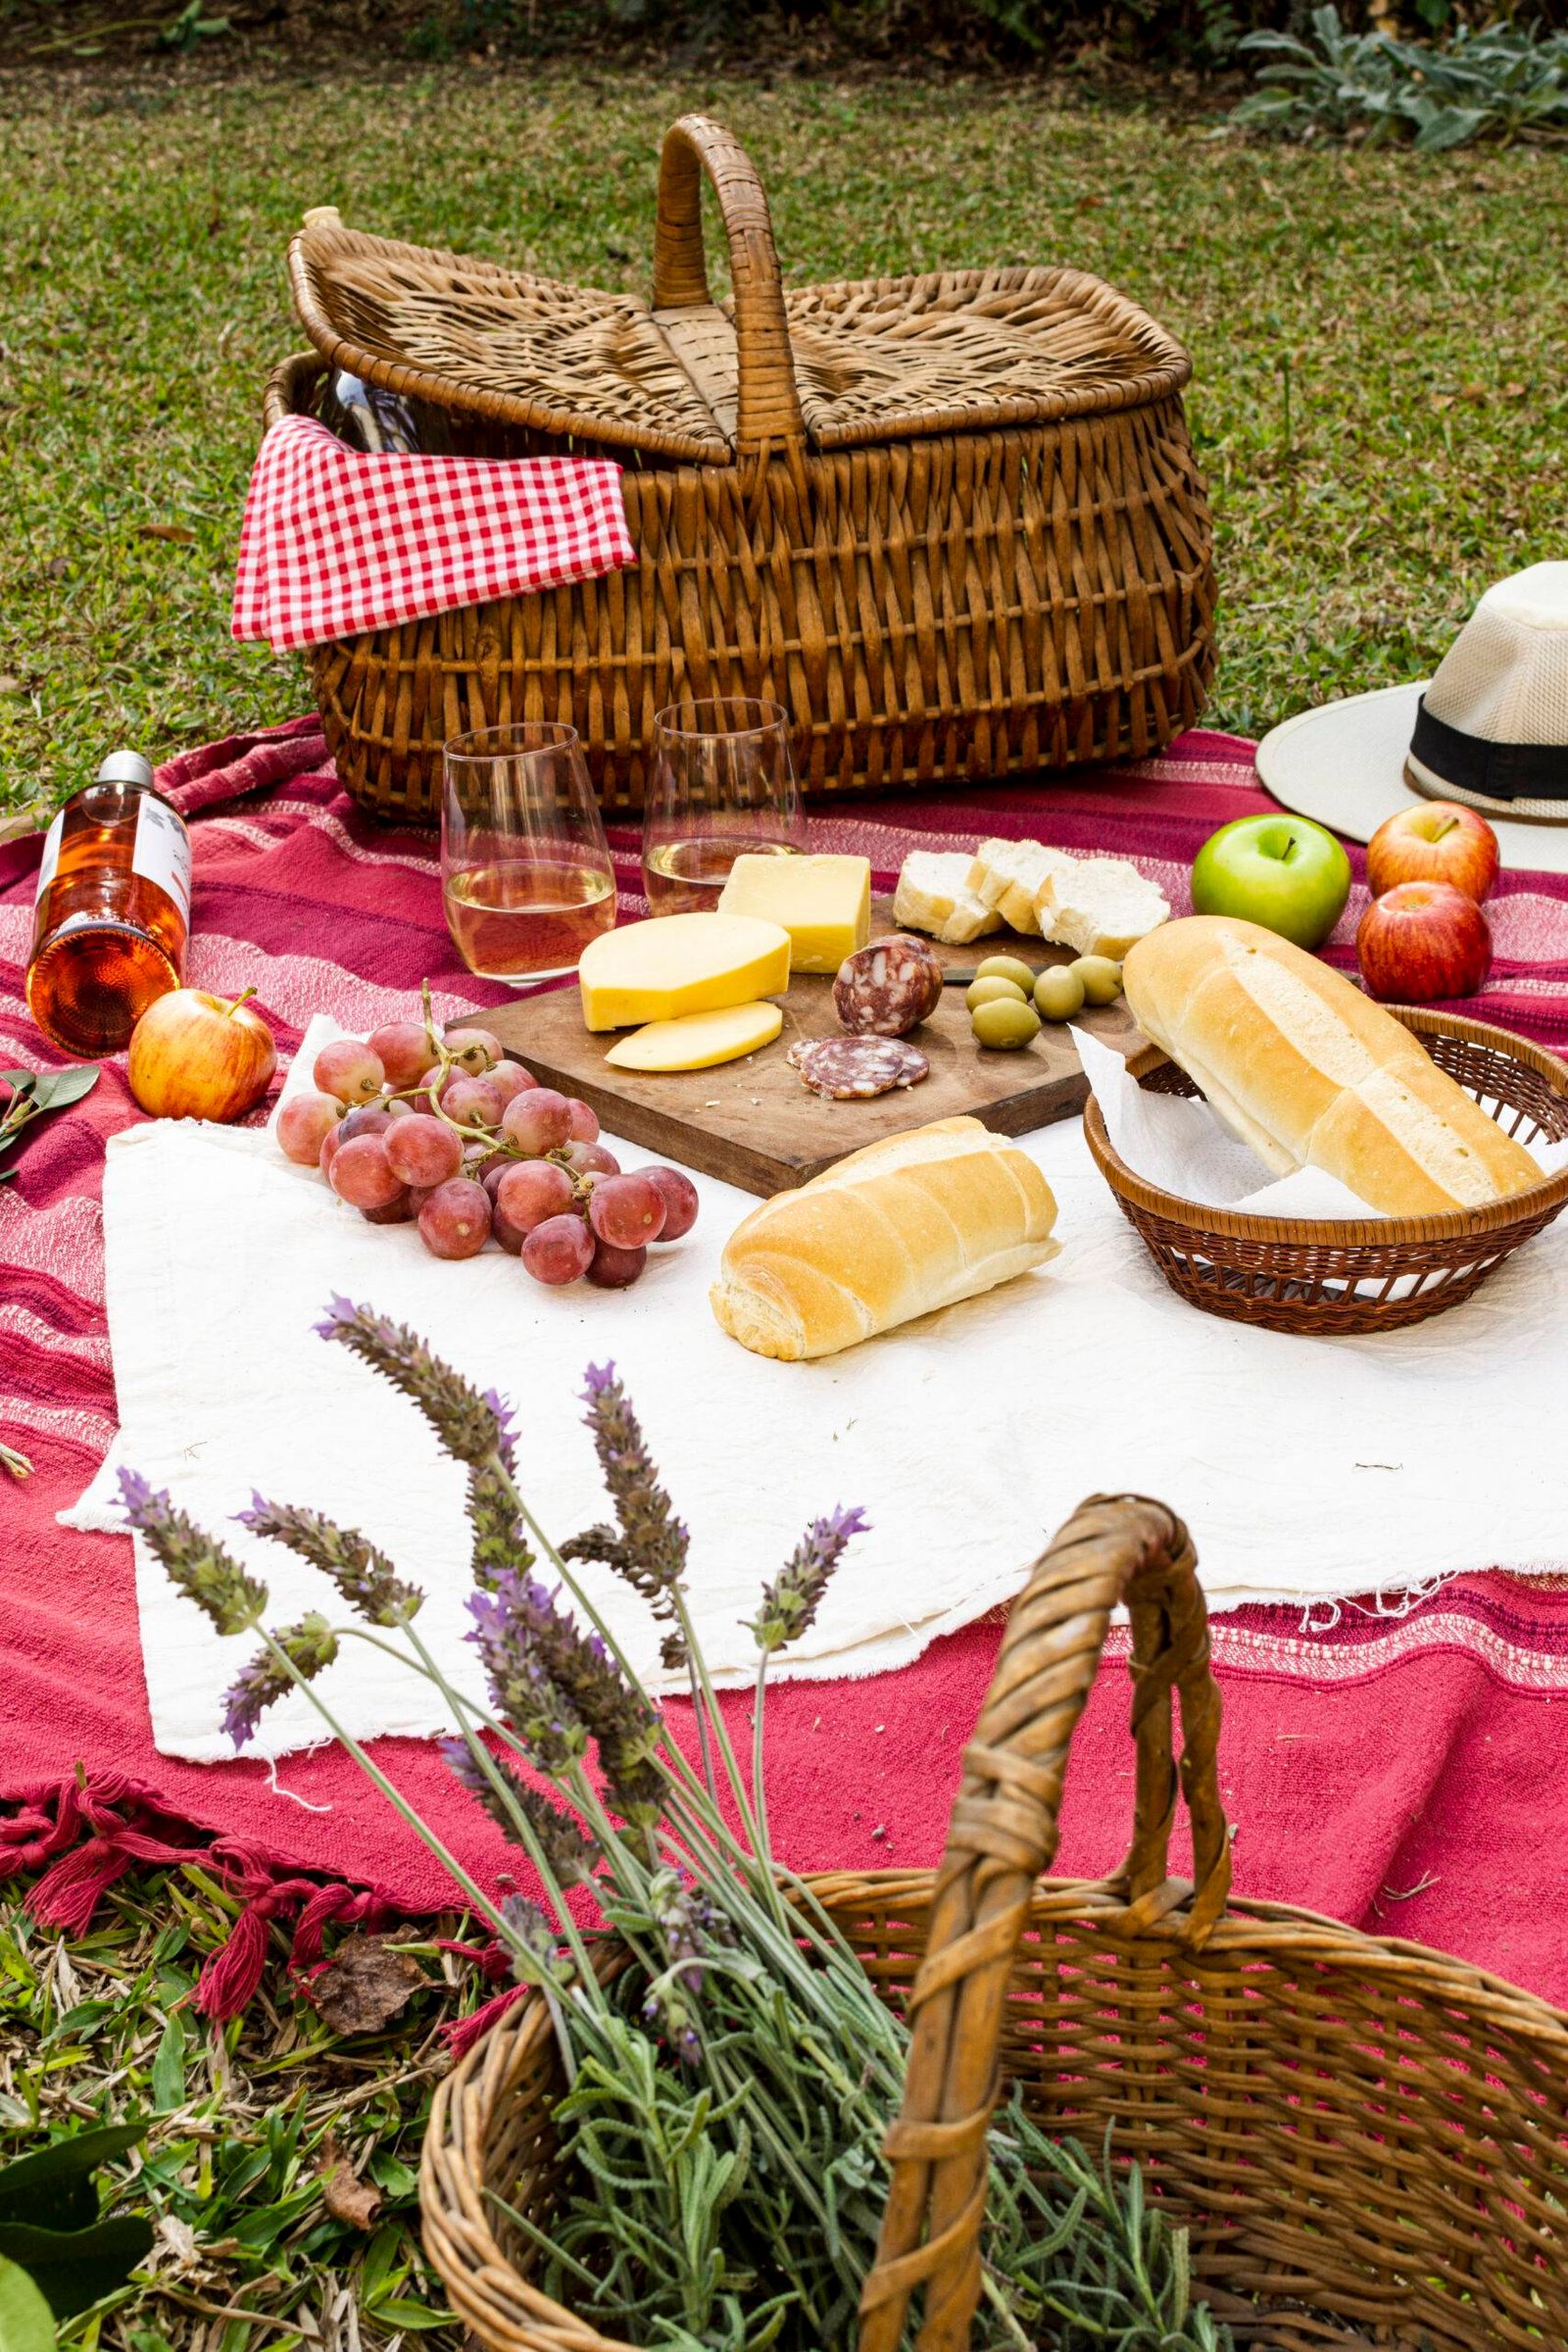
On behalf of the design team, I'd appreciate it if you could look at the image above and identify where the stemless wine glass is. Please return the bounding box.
[642,697,806,915]
[442,723,616,985]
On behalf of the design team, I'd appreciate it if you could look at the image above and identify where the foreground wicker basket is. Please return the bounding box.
[420,1494,1568,2352]
[269,113,1215,822]
[1085,1005,1568,1335]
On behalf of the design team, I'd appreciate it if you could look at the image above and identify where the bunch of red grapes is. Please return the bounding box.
[275,1012,698,1290]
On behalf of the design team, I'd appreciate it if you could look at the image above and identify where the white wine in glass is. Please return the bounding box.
[642,698,805,915]
[442,723,616,984]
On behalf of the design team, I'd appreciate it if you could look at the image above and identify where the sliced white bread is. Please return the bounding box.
[893,851,1004,946]
[965,839,1077,936]
[1038,857,1170,959]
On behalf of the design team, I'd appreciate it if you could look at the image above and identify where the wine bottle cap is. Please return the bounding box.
[95,751,155,790]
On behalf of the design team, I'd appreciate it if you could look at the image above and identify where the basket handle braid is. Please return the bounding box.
[651,114,807,456]
[857,1493,1232,2352]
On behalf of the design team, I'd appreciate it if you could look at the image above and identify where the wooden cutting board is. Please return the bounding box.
[480,901,1144,1197]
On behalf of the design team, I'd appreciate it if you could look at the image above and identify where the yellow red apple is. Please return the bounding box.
[1356,881,1492,1004]
[1366,802,1498,904]
[127,986,278,1121]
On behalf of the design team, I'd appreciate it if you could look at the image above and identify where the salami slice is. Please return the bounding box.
[787,1037,930,1101]
[832,934,945,1038]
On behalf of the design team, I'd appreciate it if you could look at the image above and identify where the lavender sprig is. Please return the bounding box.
[315,1299,515,1469]
[119,1468,268,1636]
[749,1506,870,1656]
[499,1893,571,1986]
[635,1870,730,2067]
[220,1613,339,1749]
[568,1365,689,1664]
[237,1495,424,1627]
[439,1737,601,1886]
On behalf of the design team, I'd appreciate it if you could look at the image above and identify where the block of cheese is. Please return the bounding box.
[578,913,792,1032]
[965,839,1078,935]
[716,854,871,973]
[1038,857,1169,959]
[604,1001,783,1072]
[893,851,1003,946]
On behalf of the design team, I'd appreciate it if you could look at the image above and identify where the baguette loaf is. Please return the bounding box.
[1122,916,1542,1214]
[710,1116,1058,1360]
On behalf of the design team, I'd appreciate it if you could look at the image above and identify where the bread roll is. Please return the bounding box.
[1122,916,1542,1215]
[1036,857,1169,959]
[710,1116,1058,1360]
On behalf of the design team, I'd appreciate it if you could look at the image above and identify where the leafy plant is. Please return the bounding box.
[1231,7,1568,149]
[157,0,230,46]
[130,1305,1229,2352]
[0,1068,99,1184]
[0,2125,153,2325]
[0,2258,56,2352]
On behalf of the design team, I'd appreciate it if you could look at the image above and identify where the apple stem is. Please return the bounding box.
[222,985,259,1019]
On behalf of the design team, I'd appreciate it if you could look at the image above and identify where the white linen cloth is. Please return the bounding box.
[67,1016,1568,1763]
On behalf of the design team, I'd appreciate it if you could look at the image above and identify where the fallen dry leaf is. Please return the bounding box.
[138,523,197,544]
[309,1933,422,2034]
[316,2133,383,2231]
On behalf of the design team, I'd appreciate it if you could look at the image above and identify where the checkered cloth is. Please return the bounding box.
[231,416,636,654]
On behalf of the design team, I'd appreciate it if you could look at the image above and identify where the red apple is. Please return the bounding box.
[1366,802,1499,905]
[127,986,277,1121]
[1356,882,1492,1004]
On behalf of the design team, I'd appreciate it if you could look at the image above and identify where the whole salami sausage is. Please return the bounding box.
[787,1038,930,1101]
[832,934,945,1037]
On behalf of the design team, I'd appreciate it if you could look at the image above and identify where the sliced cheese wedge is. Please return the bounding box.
[716,854,871,973]
[893,851,1003,946]
[605,1001,784,1072]
[578,913,792,1032]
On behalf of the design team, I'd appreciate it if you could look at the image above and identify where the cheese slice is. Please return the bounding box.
[605,1001,784,1072]
[716,853,871,973]
[578,913,792,1032]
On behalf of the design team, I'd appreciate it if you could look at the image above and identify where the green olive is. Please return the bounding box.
[971,997,1042,1051]
[1070,955,1123,1006]
[1034,965,1087,1022]
[965,974,1028,1013]
[974,954,1040,999]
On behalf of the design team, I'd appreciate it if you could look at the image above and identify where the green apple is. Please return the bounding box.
[1191,813,1351,951]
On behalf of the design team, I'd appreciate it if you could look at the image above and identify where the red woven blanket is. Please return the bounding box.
[6,719,1568,2016]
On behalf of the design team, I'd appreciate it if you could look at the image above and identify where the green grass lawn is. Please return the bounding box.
[2,62,1566,814]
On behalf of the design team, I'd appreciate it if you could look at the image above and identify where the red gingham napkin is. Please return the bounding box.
[231,415,636,654]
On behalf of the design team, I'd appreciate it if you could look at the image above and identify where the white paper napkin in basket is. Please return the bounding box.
[1073,1024,1568,1221]
[66,1014,1568,1764]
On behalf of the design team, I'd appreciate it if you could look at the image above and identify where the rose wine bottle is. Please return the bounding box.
[25,752,192,1059]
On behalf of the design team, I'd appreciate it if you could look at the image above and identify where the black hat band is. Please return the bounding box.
[1410,697,1568,805]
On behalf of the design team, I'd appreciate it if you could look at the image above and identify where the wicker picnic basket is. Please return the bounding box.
[1086,1005,1568,1336]
[419,1493,1568,2352]
[268,114,1215,823]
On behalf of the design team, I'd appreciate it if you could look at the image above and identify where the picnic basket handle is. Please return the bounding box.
[651,114,808,456]
[858,1493,1232,2352]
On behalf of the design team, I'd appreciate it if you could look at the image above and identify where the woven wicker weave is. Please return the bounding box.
[1084,1007,1568,1336]
[419,1494,1568,2352]
[268,115,1215,822]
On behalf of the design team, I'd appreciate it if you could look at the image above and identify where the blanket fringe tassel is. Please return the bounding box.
[0,1767,448,2021]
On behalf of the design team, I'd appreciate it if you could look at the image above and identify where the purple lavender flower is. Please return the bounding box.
[565,1364,689,1665]
[466,1567,662,1827]
[316,1300,514,1468]
[499,1892,566,1984]
[237,1495,423,1626]
[440,1736,601,1884]
[120,1467,269,1637]
[220,1613,339,1749]
[636,1870,728,2067]
[749,1506,870,1656]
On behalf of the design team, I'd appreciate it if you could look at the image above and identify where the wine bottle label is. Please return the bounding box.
[132,794,192,921]
[33,812,64,906]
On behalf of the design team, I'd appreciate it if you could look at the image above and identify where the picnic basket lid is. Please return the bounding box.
[288,116,1194,466]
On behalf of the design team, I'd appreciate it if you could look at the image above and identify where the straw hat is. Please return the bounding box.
[1255,563,1568,875]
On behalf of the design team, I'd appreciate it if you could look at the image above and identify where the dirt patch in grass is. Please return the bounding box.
[1,62,1565,812]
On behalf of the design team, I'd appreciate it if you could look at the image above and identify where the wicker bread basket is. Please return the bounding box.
[420,1494,1568,2352]
[1084,1005,1568,1336]
[268,114,1215,823]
